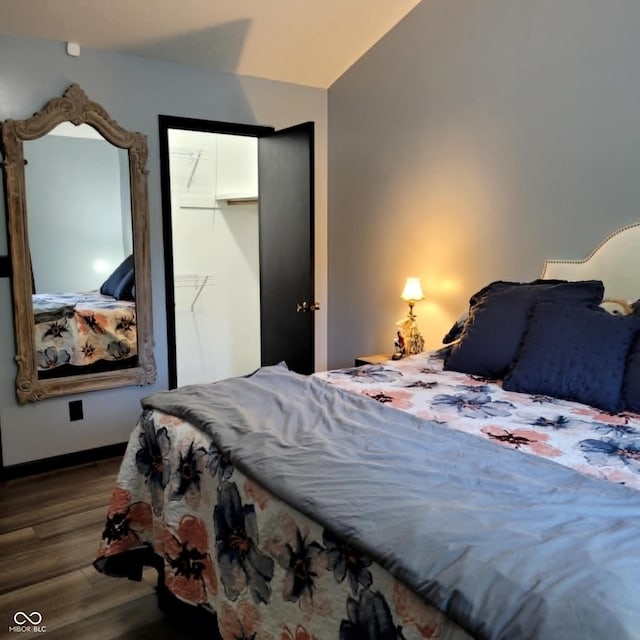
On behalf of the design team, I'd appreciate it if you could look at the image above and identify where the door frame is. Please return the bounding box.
[158,115,274,389]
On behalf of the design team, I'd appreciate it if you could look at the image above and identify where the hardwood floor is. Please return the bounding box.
[0,457,201,639]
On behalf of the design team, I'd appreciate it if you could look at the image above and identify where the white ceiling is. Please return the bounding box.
[0,0,421,88]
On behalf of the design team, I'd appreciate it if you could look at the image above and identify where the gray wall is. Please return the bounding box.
[0,34,327,466]
[328,0,640,368]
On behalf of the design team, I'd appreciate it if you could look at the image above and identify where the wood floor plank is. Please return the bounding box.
[0,455,205,639]
[28,592,169,640]
[0,490,115,535]
[0,516,107,565]
[0,469,119,512]
[0,567,158,637]
[2,457,121,495]
[0,459,121,516]
[0,568,92,626]
[0,526,37,553]
[33,505,108,540]
[0,525,103,594]
[37,590,211,640]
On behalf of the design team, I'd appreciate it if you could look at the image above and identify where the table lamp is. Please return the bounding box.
[400,277,425,355]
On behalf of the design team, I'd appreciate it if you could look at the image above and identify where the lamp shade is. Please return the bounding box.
[401,277,424,302]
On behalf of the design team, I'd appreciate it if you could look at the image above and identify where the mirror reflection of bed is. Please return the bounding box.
[25,122,139,379]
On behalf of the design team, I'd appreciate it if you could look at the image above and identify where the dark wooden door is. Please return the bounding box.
[258,122,315,374]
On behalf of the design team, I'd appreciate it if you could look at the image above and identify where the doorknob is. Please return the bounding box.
[296,301,320,312]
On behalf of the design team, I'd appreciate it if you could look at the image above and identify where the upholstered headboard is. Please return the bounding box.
[541,222,640,301]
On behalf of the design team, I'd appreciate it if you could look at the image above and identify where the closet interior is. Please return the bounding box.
[167,129,260,385]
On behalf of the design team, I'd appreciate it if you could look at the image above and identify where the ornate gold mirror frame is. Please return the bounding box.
[1,84,156,402]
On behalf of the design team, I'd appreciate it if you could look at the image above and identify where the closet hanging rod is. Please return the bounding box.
[186,149,203,190]
[174,274,215,283]
[174,274,215,311]
[190,274,208,311]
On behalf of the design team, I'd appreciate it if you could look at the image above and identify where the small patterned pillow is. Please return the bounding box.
[600,298,633,315]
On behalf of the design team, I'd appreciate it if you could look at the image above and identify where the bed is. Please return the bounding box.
[94,224,640,640]
[34,255,138,377]
[34,291,137,376]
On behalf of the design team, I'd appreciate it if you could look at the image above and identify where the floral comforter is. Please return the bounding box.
[317,352,640,491]
[94,353,640,640]
[33,291,137,371]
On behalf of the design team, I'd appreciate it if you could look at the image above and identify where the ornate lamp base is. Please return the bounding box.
[406,320,425,355]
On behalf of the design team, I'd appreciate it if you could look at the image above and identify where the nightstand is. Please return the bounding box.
[354,354,393,367]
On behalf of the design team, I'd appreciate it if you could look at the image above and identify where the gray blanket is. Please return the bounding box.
[143,364,640,640]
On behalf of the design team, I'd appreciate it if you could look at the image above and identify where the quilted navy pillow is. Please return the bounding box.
[100,255,135,300]
[113,268,135,301]
[444,280,604,378]
[503,302,640,413]
[624,336,640,413]
[442,310,468,344]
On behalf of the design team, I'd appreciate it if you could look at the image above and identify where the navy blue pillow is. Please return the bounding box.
[114,268,135,301]
[444,280,604,378]
[100,255,135,300]
[624,336,640,413]
[503,302,640,413]
[442,311,468,344]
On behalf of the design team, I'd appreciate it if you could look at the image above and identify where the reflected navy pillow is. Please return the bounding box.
[113,268,135,301]
[503,302,640,413]
[444,280,604,378]
[100,255,135,300]
[624,336,640,413]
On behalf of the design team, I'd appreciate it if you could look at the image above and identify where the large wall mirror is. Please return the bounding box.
[1,84,156,403]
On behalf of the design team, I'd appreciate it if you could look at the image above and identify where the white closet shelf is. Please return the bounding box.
[215,193,259,205]
[179,194,217,210]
